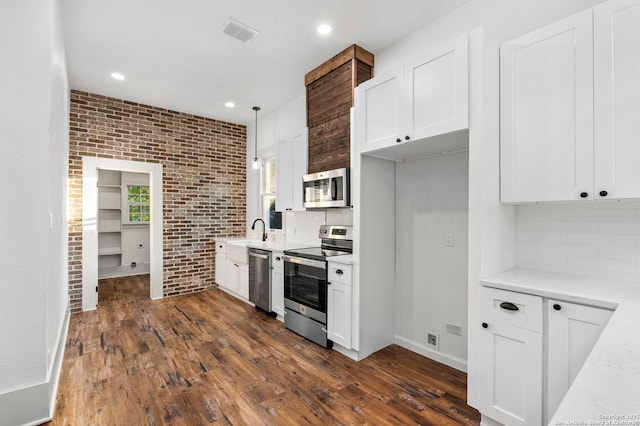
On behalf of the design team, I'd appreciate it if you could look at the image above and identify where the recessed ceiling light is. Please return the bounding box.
[110,72,125,81]
[317,24,332,35]
[225,102,235,108]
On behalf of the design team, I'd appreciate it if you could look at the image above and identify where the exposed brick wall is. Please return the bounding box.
[68,91,246,312]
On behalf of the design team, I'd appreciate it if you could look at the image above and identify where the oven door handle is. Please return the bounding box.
[282,255,326,270]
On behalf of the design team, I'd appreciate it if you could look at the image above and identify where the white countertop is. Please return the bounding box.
[214,237,314,252]
[481,268,640,422]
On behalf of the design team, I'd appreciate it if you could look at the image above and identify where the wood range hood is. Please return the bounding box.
[305,45,374,174]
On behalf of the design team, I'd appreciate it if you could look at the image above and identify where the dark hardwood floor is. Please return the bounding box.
[46,275,480,425]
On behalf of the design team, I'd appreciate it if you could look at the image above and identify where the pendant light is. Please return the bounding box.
[251,106,261,170]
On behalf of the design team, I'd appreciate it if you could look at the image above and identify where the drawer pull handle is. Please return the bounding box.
[499,302,519,311]
[553,303,562,311]
[335,269,343,275]
[580,192,588,198]
[481,322,488,329]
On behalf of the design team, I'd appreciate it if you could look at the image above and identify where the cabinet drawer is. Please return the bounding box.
[216,241,227,254]
[328,263,352,285]
[480,286,542,332]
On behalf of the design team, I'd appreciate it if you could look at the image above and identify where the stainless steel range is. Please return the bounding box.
[282,225,353,348]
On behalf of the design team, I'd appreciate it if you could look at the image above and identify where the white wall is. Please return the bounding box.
[0,0,69,423]
[394,152,469,364]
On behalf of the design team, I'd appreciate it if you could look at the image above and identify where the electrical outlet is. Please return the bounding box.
[446,323,463,336]
[426,332,439,350]
[444,232,454,247]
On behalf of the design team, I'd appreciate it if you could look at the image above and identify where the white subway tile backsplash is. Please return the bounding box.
[539,243,599,257]
[567,233,636,247]
[539,221,599,233]
[567,208,635,222]
[599,246,640,261]
[516,203,640,283]
[516,220,539,232]
[517,231,567,244]
[517,207,568,221]
[599,222,640,235]
[567,256,636,273]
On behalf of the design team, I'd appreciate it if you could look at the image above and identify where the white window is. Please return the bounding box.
[126,185,150,223]
[260,157,282,230]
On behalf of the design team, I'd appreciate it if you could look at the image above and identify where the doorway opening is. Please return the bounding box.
[82,157,163,311]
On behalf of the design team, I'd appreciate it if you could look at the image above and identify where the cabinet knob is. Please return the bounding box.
[580,192,588,198]
[481,322,488,329]
[553,303,562,311]
[327,281,332,285]
[499,301,519,311]
[275,257,281,261]
[599,190,608,197]
[335,269,343,275]
[396,138,402,143]
[404,135,410,140]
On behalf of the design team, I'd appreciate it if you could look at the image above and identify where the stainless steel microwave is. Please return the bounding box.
[303,168,350,209]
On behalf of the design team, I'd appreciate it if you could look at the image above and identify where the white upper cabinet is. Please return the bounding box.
[276,127,307,211]
[356,34,468,160]
[401,34,468,143]
[501,10,594,203]
[356,70,403,153]
[501,0,640,203]
[594,0,640,199]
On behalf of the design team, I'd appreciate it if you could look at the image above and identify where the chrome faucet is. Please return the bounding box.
[251,218,267,241]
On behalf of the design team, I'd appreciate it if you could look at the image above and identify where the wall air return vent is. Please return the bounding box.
[223,18,259,43]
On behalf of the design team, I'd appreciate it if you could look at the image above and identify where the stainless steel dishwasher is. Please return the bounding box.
[248,248,272,312]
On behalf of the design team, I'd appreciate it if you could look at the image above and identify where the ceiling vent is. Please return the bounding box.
[223,18,259,43]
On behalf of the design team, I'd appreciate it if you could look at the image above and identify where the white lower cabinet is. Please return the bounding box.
[479,287,614,425]
[223,259,249,299]
[271,251,285,318]
[215,252,226,287]
[224,259,239,294]
[327,262,353,349]
[237,263,249,299]
[478,288,543,426]
[546,300,613,422]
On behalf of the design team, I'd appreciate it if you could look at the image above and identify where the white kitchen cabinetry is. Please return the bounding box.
[271,251,285,318]
[215,241,227,288]
[223,259,248,299]
[501,0,640,203]
[594,0,640,199]
[327,262,353,349]
[478,287,543,426]
[546,300,613,422]
[215,241,249,300]
[277,128,308,212]
[357,34,468,159]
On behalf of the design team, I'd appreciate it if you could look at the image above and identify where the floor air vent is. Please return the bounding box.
[223,18,259,43]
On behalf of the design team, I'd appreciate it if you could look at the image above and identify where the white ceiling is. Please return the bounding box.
[62,0,469,125]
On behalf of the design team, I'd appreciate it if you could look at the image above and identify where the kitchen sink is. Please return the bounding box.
[226,239,255,264]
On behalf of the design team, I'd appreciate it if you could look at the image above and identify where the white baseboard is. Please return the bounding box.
[480,414,504,426]
[332,343,360,361]
[45,302,70,423]
[393,335,467,372]
[0,301,70,426]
